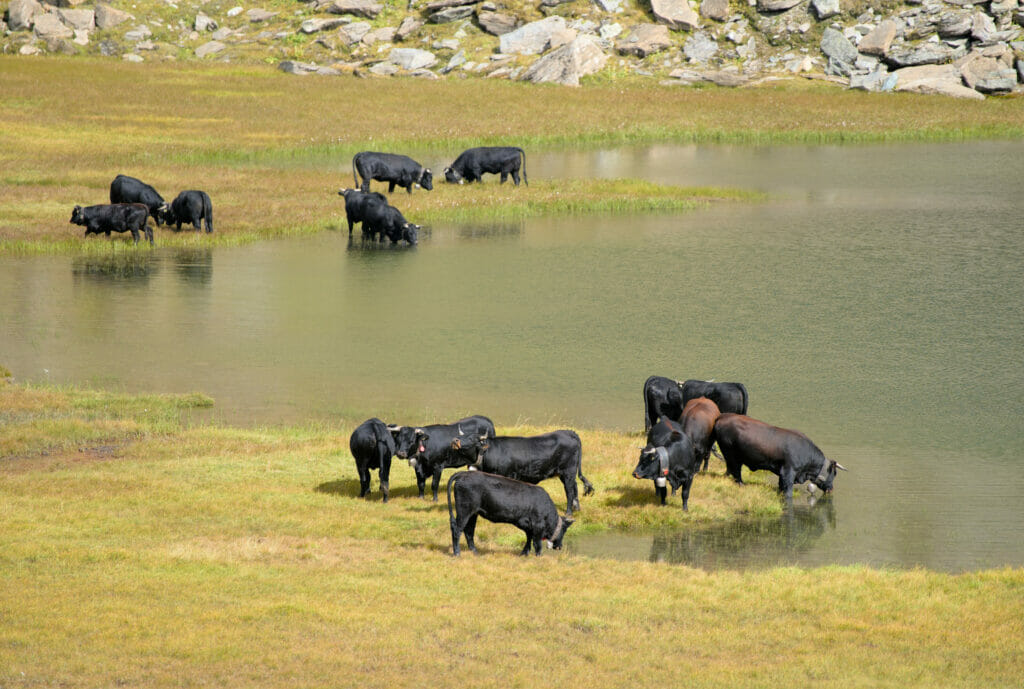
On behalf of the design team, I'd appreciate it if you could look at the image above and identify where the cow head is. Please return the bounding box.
[392,426,429,467]
[544,515,574,550]
[401,223,419,245]
[443,166,463,184]
[158,205,177,227]
[451,431,489,468]
[418,169,433,191]
[633,446,669,486]
[70,205,85,225]
[338,188,355,198]
[810,458,847,494]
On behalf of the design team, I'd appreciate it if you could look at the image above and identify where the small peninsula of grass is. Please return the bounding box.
[2,380,1023,688]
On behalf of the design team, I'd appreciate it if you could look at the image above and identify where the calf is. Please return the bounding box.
[337,188,387,235]
[349,417,397,502]
[633,418,701,510]
[362,200,419,245]
[391,416,496,501]
[472,430,593,516]
[70,203,153,245]
[161,190,213,233]
[109,174,167,224]
[447,470,573,556]
[643,376,748,432]
[712,413,847,501]
[444,146,527,186]
[352,152,433,195]
[679,397,721,472]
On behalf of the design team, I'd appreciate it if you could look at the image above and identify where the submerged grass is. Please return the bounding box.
[2,381,1023,687]
[1,57,1021,253]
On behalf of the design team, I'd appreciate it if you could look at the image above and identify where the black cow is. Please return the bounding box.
[633,418,700,509]
[712,413,847,501]
[349,417,397,502]
[70,203,153,245]
[161,190,213,233]
[109,174,167,225]
[391,416,496,501]
[362,200,419,245]
[447,470,573,557]
[470,430,593,516]
[643,376,749,432]
[337,188,387,235]
[352,152,433,195]
[444,147,527,186]
[679,397,721,472]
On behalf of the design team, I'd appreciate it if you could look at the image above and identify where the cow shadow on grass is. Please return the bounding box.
[606,482,666,508]
[315,479,446,505]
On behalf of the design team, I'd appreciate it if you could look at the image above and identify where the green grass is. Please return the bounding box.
[2,380,1023,688]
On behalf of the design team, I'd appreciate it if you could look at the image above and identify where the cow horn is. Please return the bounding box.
[835,462,848,471]
[458,425,464,436]
[386,424,402,431]
[158,203,168,212]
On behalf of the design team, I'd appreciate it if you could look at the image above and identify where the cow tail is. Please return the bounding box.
[642,376,653,432]
[352,154,360,188]
[519,148,528,186]
[572,433,594,496]
[446,471,462,528]
[739,383,749,415]
[203,192,213,233]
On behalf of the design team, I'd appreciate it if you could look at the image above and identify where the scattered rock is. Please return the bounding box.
[429,6,475,23]
[7,0,42,31]
[811,0,840,20]
[388,47,437,69]
[396,16,423,40]
[821,27,858,65]
[32,14,73,39]
[443,49,467,73]
[892,63,985,99]
[616,23,671,58]
[300,18,349,34]
[477,10,518,36]
[338,21,371,45]
[195,40,225,58]
[521,34,607,85]
[124,25,152,42]
[194,13,217,32]
[499,16,575,55]
[363,26,396,45]
[960,54,1019,91]
[279,60,321,74]
[886,42,963,67]
[72,28,89,45]
[247,9,278,23]
[683,31,718,62]
[19,43,42,55]
[368,61,400,75]
[937,11,974,38]
[57,8,94,31]
[650,0,700,31]
[122,52,143,62]
[594,0,624,12]
[226,7,244,18]
[700,0,729,22]
[757,0,801,12]
[857,19,899,56]
[424,0,480,9]
[327,0,383,19]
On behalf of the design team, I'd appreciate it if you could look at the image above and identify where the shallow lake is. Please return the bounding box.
[2,142,1022,572]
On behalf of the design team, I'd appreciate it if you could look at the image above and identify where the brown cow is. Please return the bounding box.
[679,397,721,472]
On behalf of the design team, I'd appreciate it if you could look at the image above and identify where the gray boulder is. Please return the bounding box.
[849,65,891,91]
[338,21,371,45]
[33,13,73,39]
[821,27,858,65]
[892,64,984,99]
[396,16,423,40]
[810,0,840,20]
[388,47,437,70]
[937,11,973,38]
[195,40,225,58]
[362,26,395,45]
[886,42,963,68]
[58,8,94,31]
[429,6,475,23]
[521,35,607,85]
[7,0,42,31]
[194,13,216,32]
[327,0,383,19]
[247,9,278,23]
[477,10,518,36]
[424,0,480,8]
[857,20,899,57]
[651,0,700,31]
[757,0,801,11]
[699,0,729,22]
[300,18,349,34]
[683,31,718,62]
[615,23,671,57]
[961,55,1019,92]
[279,60,322,75]
[500,16,575,55]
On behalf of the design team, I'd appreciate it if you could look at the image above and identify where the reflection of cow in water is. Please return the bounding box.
[648,499,836,569]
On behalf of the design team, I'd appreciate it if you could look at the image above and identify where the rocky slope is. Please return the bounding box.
[3,0,1023,97]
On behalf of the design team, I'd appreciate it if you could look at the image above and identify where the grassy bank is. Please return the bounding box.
[2,380,1022,688]
[2,57,1022,252]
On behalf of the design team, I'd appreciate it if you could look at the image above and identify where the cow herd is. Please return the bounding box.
[70,174,214,245]
[349,375,845,558]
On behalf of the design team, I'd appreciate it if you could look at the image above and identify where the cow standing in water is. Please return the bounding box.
[337,188,387,235]
[712,413,846,501]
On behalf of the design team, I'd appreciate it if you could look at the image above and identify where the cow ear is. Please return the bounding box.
[670,431,683,442]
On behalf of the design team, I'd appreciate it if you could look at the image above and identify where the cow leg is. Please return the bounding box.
[451,509,477,557]
[726,458,744,484]
[192,218,201,232]
[176,221,182,232]
[533,533,543,556]
[360,180,369,193]
[561,473,578,517]
[520,534,532,557]
[500,171,508,184]
[388,181,396,194]
[130,228,139,244]
[379,452,393,503]
[145,226,154,246]
[431,467,443,502]
[778,469,795,503]
[680,477,693,512]
[450,514,463,557]
[357,464,371,497]
[463,514,479,554]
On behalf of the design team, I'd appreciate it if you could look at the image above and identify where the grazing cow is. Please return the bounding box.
[109,174,167,224]
[349,417,397,502]
[447,470,573,557]
[337,188,387,235]
[391,416,496,501]
[161,190,213,233]
[712,413,847,501]
[633,418,700,509]
[471,430,593,516]
[352,152,433,195]
[362,200,419,245]
[70,203,153,245]
[643,376,749,432]
[444,146,527,186]
[679,397,721,472]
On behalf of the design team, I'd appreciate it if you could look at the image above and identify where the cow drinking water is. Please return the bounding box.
[161,190,213,233]
[633,418,701,510]
[109,174,167,225]
[447,470,573,557]
[337,188,387,235]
